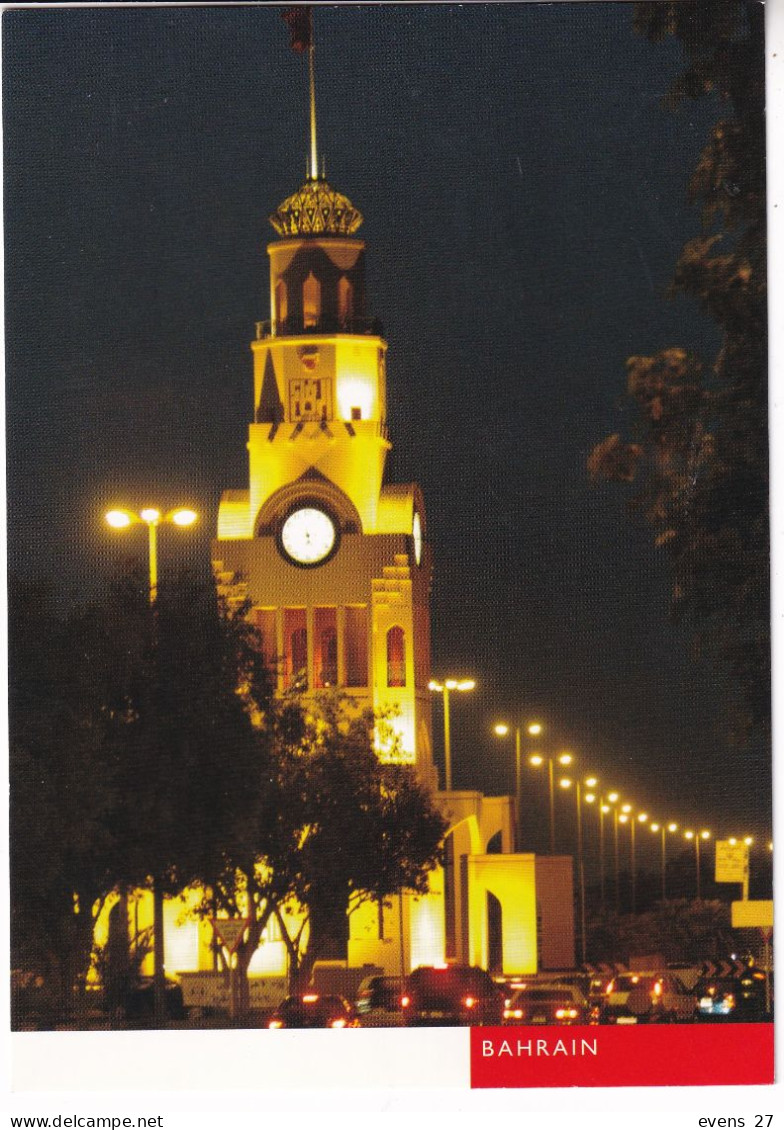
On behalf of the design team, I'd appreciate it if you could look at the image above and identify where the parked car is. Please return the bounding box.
[599,972,695,1024]
[355,975,403,1014]
[401,964,505,1026]
[123,975,187,1021]
[267,993,360,1028]
[503,984,589,1026]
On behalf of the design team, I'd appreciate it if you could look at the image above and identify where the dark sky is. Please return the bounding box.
[3,3,771,860]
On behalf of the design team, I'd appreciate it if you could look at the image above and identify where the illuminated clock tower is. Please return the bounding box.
[212,168,434,781]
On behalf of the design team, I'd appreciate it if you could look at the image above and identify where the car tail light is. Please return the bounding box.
[268,1019,283,1029]
[556,1008,578,1020]
[464,996,476,1009]
[653,981,663,997]
[504,1008,523,1020]
[606,980,615,995]
[302,993,319,1002]
[330,1018,347,1028]
[401,995,410,1008]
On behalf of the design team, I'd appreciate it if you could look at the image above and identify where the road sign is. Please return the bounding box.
[211,917,250,954]
[731,900,773,929]
[715,840,748,883]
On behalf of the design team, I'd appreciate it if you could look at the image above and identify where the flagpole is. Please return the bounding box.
[308,9,318,178]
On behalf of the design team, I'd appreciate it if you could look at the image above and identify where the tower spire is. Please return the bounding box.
[307,9,318,180]
[282,7,319,180]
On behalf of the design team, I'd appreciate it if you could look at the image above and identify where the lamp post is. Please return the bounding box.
[606,792,621,913]
[559,776,587,965]
[105,504,198,1024]
[428,677,475,791]
[684,829,711,900]
[619,804,642,913]
[529,750,573,854]
[106,506,198,605]
[493,720,542,851]
[585,788,613,912]
[650,822,682,899]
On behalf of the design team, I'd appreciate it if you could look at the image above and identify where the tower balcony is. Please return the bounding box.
[256,315,384,341]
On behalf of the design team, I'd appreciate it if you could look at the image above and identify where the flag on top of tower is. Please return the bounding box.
[282,7,312,53]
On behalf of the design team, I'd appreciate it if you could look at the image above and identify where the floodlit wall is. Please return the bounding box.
[535,855,576,970]
[466,854,538,974]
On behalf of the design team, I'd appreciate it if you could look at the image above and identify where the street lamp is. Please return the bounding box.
[429,677,475,791]
[529,749,573,853]
[559,776,587,965]
[585,785,614,912]
[493,720,542,851]
[106,506,198,604]
[105,503,198,1024]
[684,829,711,900]
[606,792,621,913]
[618,805,642,913]
[649,821,678,901]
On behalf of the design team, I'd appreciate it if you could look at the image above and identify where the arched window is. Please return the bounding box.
[303,271,321,328]
[338,276,354,327]
[386,626,406,687]
[275,279,288,327]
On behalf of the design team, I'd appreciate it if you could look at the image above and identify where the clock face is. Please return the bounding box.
[412,511,423,566]
[280,506,337,565]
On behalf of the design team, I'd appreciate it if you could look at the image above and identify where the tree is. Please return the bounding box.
[9,583,125,1020]
[588,1,768,746]
[9,570,274,1026]
[206,694,448,1006]
[107,572,273,1022]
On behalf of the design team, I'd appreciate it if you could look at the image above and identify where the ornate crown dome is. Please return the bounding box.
[269,177,363,237]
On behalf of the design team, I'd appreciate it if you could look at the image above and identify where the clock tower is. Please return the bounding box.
[213,170,435,781]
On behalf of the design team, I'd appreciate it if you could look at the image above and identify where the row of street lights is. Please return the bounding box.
[427,690,768,959]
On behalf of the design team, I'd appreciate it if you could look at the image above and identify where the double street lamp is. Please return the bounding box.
[428,677,475,792]
[105,504,198,1024]
[684,828,711,900]
[492,720,542,851]
[529,749,573,854]
[558,773,591,965]
[649,820,678,901]
[618,805,647,913]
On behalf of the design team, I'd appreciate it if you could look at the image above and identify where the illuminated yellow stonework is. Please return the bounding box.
[215,175,434,777]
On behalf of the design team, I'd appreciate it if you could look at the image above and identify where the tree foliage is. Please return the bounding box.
[206,693,448,998]
[9,571,273,1021]
[588,0,768,743]
[9,582,122,1015]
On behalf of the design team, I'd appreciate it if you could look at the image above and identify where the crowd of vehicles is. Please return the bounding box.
[263,960,773,1028]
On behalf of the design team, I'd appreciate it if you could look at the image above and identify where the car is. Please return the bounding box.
[734,967,773,1019]
[503,984,589,1026]
[122,975,187,1021]
[599,972,695,1024]
[401,964,505,1027]
[694,976,740,1022]
[267,993,360,1028]
[355,975,403,1014]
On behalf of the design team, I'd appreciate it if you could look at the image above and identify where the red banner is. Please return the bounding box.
[471,1023,774,1088]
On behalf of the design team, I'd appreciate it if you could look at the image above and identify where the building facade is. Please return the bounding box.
[213,175,436,785]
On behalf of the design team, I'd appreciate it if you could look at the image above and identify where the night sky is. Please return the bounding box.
[4,3,771,862]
